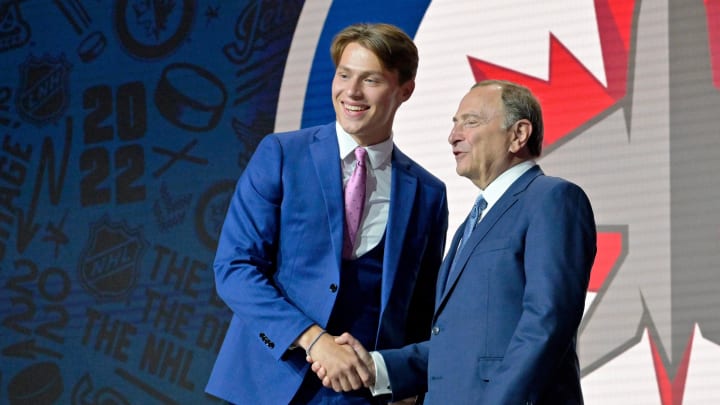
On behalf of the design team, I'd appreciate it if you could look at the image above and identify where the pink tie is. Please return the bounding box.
[343,147,367,259]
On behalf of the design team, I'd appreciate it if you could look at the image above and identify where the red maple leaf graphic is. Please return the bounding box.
[468,0,635,149]
[466,0,635,292]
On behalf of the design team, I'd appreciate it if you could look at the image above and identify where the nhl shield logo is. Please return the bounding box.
[15,53,71,126]
[79,215,147,300]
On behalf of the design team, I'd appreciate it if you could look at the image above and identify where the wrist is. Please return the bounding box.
[295,325,325,351]
[305,330,328,357]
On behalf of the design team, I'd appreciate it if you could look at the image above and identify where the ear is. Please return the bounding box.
[508,119,532,153]
[399,79,415,102]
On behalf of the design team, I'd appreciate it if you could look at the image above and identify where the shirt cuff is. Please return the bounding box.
[369,351,392,396]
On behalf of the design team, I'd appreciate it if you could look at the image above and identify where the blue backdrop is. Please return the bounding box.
[0,1,430,403]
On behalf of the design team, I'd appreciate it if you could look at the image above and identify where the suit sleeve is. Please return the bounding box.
[382,183,449,401]
[485,181,597,403]
[213,134,314,360]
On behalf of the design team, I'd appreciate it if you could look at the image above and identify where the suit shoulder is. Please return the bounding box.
[411,163,447,194]
[393,147,446,190]
[527,173,593,210]
[247,124,329,168]
[531,174,586,193]
[272,123,331,145]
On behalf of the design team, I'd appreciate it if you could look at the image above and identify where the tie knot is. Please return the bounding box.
[473,195,487,218]
[474,196,487,214]
[460,195,486,250]
[354,147,367,167]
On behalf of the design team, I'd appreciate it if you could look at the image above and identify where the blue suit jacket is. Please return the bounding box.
[382,166,596,405]
[205,123,448,404]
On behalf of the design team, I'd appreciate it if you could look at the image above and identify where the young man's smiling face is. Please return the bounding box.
[331,42,414,146]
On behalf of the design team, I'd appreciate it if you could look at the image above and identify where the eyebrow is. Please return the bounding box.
[453,113,484,122]
[336,65,385,77]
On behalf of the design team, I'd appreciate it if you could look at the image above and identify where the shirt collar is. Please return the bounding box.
[479,160,537,207]
[336,122,393,169]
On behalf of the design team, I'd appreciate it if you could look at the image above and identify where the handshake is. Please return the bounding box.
[302,329,376,393]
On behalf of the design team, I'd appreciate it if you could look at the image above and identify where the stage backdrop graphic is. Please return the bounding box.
[1,1,719,404]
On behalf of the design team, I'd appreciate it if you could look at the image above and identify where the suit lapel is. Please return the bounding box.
[382,148,417,309]
[310,136,421,326]
[436,225,464,307]
[436,166,544,311]
[309,124,344,265]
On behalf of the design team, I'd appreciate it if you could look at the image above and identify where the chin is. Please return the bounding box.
[339,120,361,133]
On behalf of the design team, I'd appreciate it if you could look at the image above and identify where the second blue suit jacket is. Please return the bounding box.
[382,166,596,405]
[205,123,448,405]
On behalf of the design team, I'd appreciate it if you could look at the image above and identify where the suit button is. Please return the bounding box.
[431,326,440,335]
[329,284,338,293]
[259,333,274,348]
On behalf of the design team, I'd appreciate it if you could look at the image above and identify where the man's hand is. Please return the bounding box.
[310,332,376,390]
[304,332,372,392]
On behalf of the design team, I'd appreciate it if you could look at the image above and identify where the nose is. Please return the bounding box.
[346,78,362,97]
[448,123,462,145]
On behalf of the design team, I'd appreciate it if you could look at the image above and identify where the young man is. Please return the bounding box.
[205,23,448,404]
